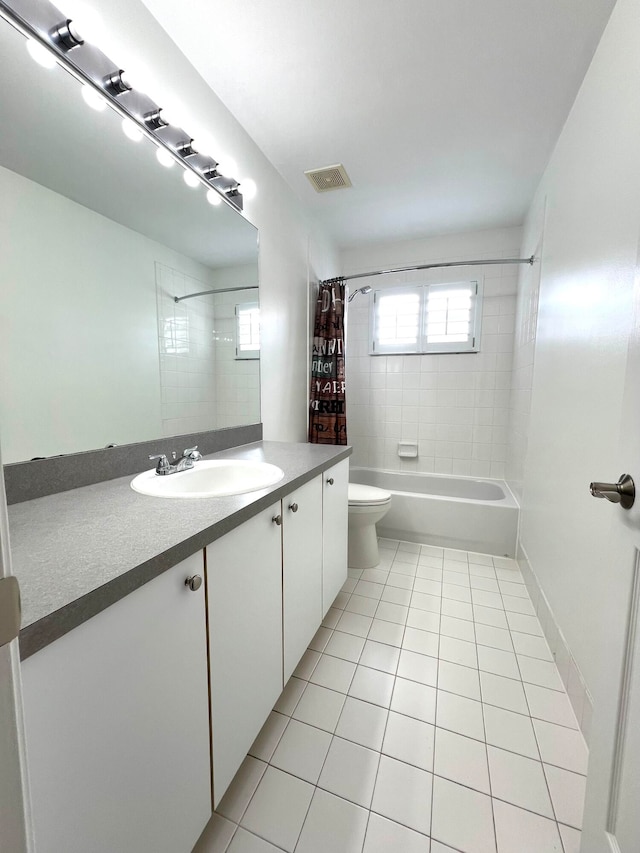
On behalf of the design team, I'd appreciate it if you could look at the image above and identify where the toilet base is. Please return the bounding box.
[348,522,382,569]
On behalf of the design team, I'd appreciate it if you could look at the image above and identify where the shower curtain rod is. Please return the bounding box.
[337,255,535,284]
[174,285,258,303]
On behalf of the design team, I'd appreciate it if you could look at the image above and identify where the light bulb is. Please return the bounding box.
[183,169,200,188]
[62,2,105,45]
[121,118,143,142]
[156,147,175,168]
[206,189,222,206]
[239,178,257,200]
[81,85,107,111]
[26,39,57,69]
[215,155,238,177]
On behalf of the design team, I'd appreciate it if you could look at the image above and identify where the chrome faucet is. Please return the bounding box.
[149,446,203,476]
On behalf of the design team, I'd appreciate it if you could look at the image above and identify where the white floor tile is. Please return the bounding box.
[477,645,520,679]
[470,575,500,593]
[468,553,493,566]
[381,585,412,606]
[483,704,539,759]
[345,593,379,617]
[492,798,563,853]
[410,591,442,613]
[474,604,509,629]
[533,719,588,774]
[474,623,512,652]
[430,842,460,853]
[308,626,332,652]
[413,577,442,596]
[472,589,504,610]
[524,683,579,728]
[402,626,440,657]
[371,754,432,836]
[227,828,282,853]
[502,594,535,615]
[439,614,475,642]
[336,696,389,751]
[431,775,496,853]
[436,689,485,740]
[318,736,380,807]
[510,631,553,661]
[363,812,430,853]
[498,580,528,598]
[341,577,359,594]
[249,711,289,763]
[360,569,390,585]
[392,560,418,576]
[441,598,474,621]
[193,813,236,853]
[407,607,441,633]
[274,677,306,716]
[309,654,357,694]
[439,635,478,668]
[336,610,374,638]
[323,630,366,663]
[359,640,401,674]
[382,710,435,771]
[517,656,564,691]
[416,564,444,580]
[375,600,410,625]
[386,572,415,590]
[241,766,314,852]
[443,570,471,588]
[558,823,581,853]
[442,583,472,604]
[487,745,553,817]
[354,580,385,600]
[469,563,497,579]
[270,719,332,784]
[438,660,481,700]
[322,607,341,629]
[348,664,395,707]
[397,649,439,687]
[293,649,321,680]
[544,764,586,828]
[333,591,351,610]
[292,683,346,733]
[506,612,544,636]
[434,727,490,793]
[295,788,369,853]
[367,618,405,647]
[495,567,525,583]
[479,671,528,715]
[390,676,437,724]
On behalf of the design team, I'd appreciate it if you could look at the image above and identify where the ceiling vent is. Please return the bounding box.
[304,163,352,193]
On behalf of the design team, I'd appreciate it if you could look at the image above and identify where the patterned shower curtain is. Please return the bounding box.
[308,277,347,445]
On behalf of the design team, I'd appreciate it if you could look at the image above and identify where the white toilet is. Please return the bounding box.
[347,483,392,569]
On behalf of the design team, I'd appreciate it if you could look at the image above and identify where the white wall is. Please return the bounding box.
[90,0,339,443]
[341,227,522,477]
[512,0,640,700]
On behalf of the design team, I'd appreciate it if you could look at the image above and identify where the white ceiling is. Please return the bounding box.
[140,0,616,248]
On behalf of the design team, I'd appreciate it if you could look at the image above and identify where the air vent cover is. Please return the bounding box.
[304,163,352,193]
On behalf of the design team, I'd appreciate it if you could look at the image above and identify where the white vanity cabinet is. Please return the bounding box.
[206,501,284,807]
[322,459,349,615]
[282,476,324,681]
[20,553,211,853]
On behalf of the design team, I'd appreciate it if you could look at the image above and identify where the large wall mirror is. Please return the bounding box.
[0,13,260,465]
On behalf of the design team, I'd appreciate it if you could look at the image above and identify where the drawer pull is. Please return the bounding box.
[272,514,283,526]
[185,575,202,592]
[289,502,299,513]
[326,477,334,486]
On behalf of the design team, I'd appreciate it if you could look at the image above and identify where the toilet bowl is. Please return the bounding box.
[348,483,392,569]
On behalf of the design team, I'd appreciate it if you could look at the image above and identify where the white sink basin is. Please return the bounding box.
[131,459,285,499]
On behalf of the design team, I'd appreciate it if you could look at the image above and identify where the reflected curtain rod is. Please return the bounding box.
[334,255,535,284]
[174,285,258,303]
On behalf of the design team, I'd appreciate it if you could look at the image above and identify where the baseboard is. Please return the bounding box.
[517,541,594,745]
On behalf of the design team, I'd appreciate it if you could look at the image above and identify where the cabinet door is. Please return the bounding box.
[322,459,349,615]
[283,476,323,681]
[207,501,283,807]
[21,553,211,853]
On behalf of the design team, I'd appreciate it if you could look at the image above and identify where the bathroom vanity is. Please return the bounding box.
[11,440,349,853]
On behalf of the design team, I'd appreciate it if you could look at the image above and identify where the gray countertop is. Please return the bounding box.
[9,440,351,659]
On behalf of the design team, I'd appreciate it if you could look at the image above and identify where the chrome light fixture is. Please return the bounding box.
[0,0,255,211]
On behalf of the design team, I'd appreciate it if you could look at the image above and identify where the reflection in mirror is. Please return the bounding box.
[0,12,260,464]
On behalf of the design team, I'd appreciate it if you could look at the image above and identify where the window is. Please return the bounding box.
[235,302,260,359]
[370,280,482,354]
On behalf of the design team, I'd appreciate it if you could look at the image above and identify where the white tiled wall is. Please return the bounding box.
[342,228,522,479]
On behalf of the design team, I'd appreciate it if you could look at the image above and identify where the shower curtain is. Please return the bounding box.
[308,277,347,445]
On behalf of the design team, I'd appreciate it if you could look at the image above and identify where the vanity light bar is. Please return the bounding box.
[0,0,249,211]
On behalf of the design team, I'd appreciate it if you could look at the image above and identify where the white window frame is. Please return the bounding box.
[235,301,260,360]
[369,279,482,355]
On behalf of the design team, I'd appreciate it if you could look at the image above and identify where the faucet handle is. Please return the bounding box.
[183,445,202,461]
[149,453,171,475]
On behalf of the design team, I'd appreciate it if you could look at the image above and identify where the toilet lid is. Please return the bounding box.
[348,483,392,505]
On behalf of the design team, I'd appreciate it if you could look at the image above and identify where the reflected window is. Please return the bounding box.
[162,316,190,354]
[236,302,260,359]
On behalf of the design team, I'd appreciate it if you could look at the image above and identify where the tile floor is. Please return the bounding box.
[195,539,588,853]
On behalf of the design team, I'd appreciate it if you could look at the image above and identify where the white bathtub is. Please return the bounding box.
[350,467,519,557]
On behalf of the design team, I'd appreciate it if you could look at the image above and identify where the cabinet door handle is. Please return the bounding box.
[272,514,282,526]
[185,575,202,592]
[326,477,334,485]
[288,502,299,513]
